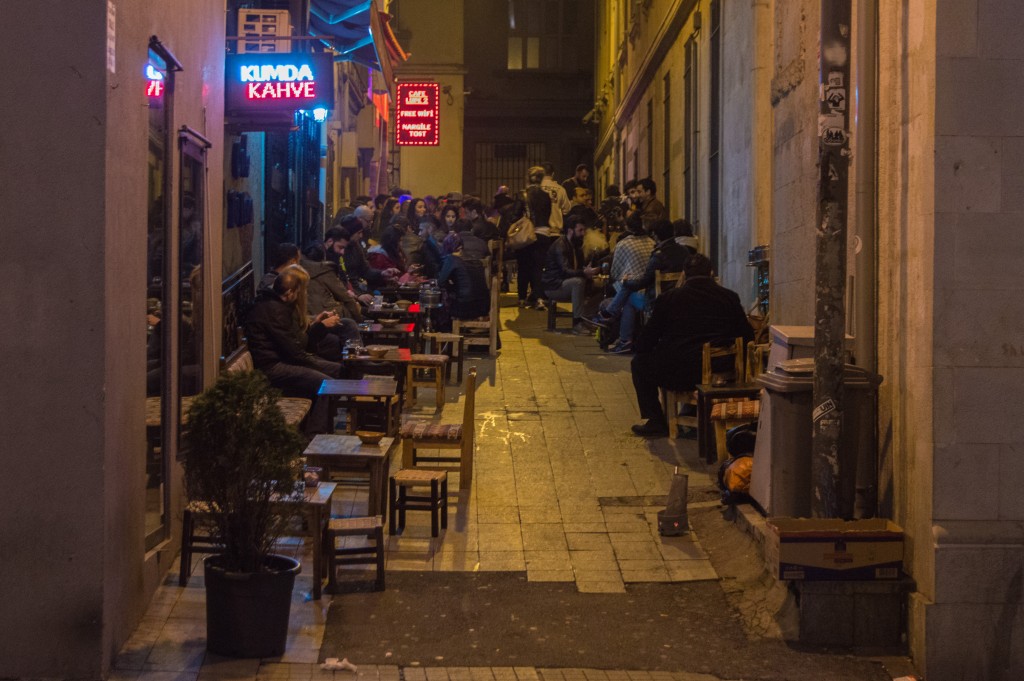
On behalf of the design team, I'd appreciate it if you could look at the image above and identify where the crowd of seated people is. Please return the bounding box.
[248,167,712,364]
[244,170,739,439]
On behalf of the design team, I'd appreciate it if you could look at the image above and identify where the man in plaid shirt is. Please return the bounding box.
[602,214,654,353]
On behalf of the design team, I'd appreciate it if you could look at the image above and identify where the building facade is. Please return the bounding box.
[0,1,398,678]
[462,0,594,198]
[593,1,1024,678]
[388,0,467,197]
[0,1,227,677]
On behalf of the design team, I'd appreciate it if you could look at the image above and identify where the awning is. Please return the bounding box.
[309,0,408,99]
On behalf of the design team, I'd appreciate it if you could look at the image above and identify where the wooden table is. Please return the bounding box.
[281,482,336,600]
[302,435,397,518]
[695,382,762,464]
[319,377,400,435]
[361,321,417,348]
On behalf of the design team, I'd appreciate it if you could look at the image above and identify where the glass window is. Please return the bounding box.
[145,44,172,551]
[526,37,540,69]
[507,0,579,72]
[508,36,523,69]
[178,133,207,413]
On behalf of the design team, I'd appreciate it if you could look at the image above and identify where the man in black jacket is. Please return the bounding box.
[542,216,600,334]
[245,268,343,434]
[630,254,754,437]
[309,216,398,293]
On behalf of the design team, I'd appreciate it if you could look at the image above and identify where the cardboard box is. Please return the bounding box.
[766,517,903,581]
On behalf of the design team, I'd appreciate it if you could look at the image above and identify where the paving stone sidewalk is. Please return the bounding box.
[112,296,897,681]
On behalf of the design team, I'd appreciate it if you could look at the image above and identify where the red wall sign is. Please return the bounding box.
[396,82,440,146]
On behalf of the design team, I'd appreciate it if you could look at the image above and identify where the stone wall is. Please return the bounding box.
[925,0,1024,677]
[769,0,818,324]
[720,0,772,304]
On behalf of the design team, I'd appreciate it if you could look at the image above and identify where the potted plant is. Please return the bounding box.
[182,370,306,658]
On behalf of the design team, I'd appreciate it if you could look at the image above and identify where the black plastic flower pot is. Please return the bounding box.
[203,554,301,658]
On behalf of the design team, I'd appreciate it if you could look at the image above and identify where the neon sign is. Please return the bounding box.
[396,82,440,146]
[225,53,334,118]
[145,64,164,98]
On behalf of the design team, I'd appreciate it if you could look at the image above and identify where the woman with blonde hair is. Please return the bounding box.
[281,263,361,358]
[243,265,344,434]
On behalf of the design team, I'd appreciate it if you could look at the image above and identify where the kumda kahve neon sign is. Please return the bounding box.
[225,53,334,118]
[396,82,440,146]
[241,63,316,100]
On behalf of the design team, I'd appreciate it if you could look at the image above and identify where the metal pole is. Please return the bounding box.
[812,0,852,518]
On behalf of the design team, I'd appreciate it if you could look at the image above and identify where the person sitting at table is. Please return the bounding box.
[453,217,490,263]
[629,254,754,437]
[336,216,399,293]
[258,247,359,361]
[463,196,500,242]
[260,242,301,292]
[296,257,364,357]
[542,215,601,335]
[438,231,490,325]
[366,224,409,274]
[245,266,346,434]
[439,204,459,235]
[417,214,444,279]
[398,214,426,272]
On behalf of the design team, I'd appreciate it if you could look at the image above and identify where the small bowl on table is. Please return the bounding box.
[355,430,385,445]
[394,299,414,312]
[378,318,401,328]
[364,345,391,359]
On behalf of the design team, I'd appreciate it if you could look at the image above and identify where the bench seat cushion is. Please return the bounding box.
[146,395,197,428]
[276,397,312,426]
[710,399,760,421]
[399,421,463,441]
[409,354,449,366]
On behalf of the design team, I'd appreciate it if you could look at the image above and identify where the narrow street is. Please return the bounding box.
[112,298,906,681]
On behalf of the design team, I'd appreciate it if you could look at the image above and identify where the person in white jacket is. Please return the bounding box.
[540,161,572,236]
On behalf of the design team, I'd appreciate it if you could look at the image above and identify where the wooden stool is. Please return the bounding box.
[422,332,465,384]
[325,515,385,592]
[546,300,574,331]
[662,388,698,439]
[179,501,222,587]
[710,399,761,462]
[389,469,448,537]
[406,354,449,409]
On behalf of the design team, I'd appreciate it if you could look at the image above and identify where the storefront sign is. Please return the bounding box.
[225,53,334,118]
[396,82,440,146]
[145,64,164,98]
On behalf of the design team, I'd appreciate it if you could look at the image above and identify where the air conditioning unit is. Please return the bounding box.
[238,9,291,54]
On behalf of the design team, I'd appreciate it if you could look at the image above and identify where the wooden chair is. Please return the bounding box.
[654,269,685,296]
[453,278,499,356]
[400,367,477,486]
[546,300,575,331]
[663,338,746,440]
[178,501,222,586]
[708,340,763,461]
